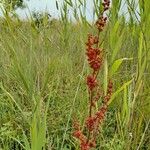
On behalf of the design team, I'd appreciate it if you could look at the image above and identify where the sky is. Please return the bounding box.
[16,0,61,18]
[16,0,95,20]
[1,0,138,21]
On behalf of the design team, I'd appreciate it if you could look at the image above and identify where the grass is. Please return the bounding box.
[0,0,150,149]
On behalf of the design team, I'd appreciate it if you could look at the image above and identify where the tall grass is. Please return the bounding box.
[0,0,150,149]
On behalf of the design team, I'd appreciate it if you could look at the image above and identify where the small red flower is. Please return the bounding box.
[104,80,113,104]
[103,0,110,11]
[86,47,97,61]
[89,58,102,71]
[86,117,96,131]
[73,130,82,139]
[96,16,107,31]
[73,130,87,143]
[95,106,107,122]
[81,142,90,150]
[86,34,103,71]
[89,139,96,148]
[86,34,99,46]
[87,75,97,91]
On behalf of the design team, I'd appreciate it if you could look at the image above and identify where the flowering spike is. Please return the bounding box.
[73,1,112,149]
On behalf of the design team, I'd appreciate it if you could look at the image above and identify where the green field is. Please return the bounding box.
[0,0,150,149]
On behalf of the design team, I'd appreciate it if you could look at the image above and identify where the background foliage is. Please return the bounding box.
[0,0,150,149]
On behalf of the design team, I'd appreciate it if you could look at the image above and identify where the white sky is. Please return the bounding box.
[16,0,94,20]
[1,0,139,21]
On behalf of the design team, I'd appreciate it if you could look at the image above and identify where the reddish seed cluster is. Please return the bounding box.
[86,116,96,131]
[86,34,99,45]
[104,80,113,104]
[86,75,97,91]
[91,89,102,107]
[73,130,86,144]
[86,107,106,133]
[94,88,102,101]
[96,0,110,31]
[96,16,107,31]
[73,1,112,150]
[73,121,96,150]
[86,34,103,72]
[86,80,113,135]
[103,0,110,11]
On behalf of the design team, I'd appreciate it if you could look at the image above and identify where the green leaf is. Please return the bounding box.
[108,79,133,105]
[64,0,73,7]
[78,0,83,5]
[23,132,31,150]
[110,58,133,77]
[55,1,59,10]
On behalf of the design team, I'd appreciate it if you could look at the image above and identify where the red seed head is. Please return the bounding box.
[87,75,97,91]
[86,117,96,131]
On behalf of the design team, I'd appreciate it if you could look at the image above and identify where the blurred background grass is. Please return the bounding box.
[0,0,150,149]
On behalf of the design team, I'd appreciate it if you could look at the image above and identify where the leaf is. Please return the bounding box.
[55,1,59,10]
[78,0,83,5]
[23,132,31,150]
[108,79,133,105]
[64,0,73,7]
[110,58,133,77]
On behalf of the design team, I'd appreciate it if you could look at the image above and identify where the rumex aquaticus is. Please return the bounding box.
[73,1,113,150]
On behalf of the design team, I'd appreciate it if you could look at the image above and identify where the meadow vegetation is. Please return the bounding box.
[0,0,150,149]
